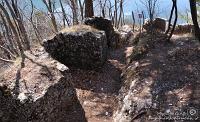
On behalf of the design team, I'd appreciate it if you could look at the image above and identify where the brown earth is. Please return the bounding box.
[70,45,133,122]
[115,34,200,122]
[0,33,199,122]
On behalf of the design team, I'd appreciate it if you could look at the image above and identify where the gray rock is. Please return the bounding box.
[174,24,194,34]
[43,25,108,70]
[119,25,134,45]
[84,17,120,48]
[0,51,86,122]
[114,62,152,122]
[143,17,166,32]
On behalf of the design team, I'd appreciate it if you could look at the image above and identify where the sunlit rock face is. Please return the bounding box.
[84,17,120,48]
[43,25,108,70]
[174,24,194,34]
[0,50,86,122]
[144,17,166,32]
[118,25,134,46]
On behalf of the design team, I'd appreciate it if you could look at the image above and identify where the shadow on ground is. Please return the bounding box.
[70,47,127,94]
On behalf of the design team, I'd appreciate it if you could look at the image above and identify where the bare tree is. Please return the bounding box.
[97,0,108,18]
[132,11,135,31]
[69,0,79,24]
[42,0,58,32]
[190,0,200,41]
[117,0,124,27]
[25,0,43,42]
[114,0,118,27]
[0,3,25,63]
[165,0,175,34]
[167,0,178,41]
[4,0,31,50]
[140,0,158,31]
[59,0,70,27]
[107,0,115,24]
[142,11,145,31]
[78,0,84,21]
[0,12,19,56]
[85,0,94,17]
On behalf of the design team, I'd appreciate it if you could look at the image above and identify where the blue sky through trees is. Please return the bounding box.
[32,0,190,24]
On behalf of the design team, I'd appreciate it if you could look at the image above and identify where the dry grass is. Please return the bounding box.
[60,25,99,33]
[46,25,100,40]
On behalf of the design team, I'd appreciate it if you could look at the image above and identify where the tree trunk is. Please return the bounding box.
[71,0,79,25]
[165,1,175,34]
[142,11,145,31]
[117,0,123,28]
[5,0,31,50]
[132,11,135,31]
[59,0,70,26]
[50,12,58,33]
[78,0,84,21]
[190,0,200,41]
[59,0,66,27]
[42,0,58,32]
[0,3,25,59]
[114,0,118,27]
[28,0,43,42]
[85,0,94,17]
[167,0,178,41]
[0,12,19,56]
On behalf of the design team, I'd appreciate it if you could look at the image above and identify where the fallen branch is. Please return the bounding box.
[0,57,15,63]
[0,45,16,59]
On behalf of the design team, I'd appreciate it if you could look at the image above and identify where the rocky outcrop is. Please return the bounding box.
[84,17,120,48]
[114,35,200,122]
[43,25,108,70]
[0,50,86,122]
[143,18,166,32]
[174,24,194,34]
[119,25,134,45]
[114,62,153,122]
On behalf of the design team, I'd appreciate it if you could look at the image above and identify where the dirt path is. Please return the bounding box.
[70,46,133,122]
[147,35,200,121]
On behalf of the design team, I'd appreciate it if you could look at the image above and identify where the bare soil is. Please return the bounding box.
[70,46,133,122]
[71,34,200,122]
[121,34,200,122]
[1,34,199,122]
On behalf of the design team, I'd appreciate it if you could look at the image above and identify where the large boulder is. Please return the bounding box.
[43,25,108,70]
[174,24,194,34]
[84,17,120,48]
[143,17,166,32]
[0,50,86,122]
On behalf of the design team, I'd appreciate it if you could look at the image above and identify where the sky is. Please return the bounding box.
[123,0,190,14]
[31,0,191,23]
[123,0,190,23]
[32,0,190,13]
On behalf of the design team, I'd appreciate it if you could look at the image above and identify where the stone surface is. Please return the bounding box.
[113,62,153,122]
[0,50,86,122]
[43,25,108,70]
[119,25,133,33]
[143,18,166,32]
[84,17,120,48]
[119,25,134,45]
[174,24,194,34]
